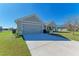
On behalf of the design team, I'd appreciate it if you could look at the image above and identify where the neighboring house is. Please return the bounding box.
[0,26,2,32]
[56,25,68,32]
[74,25,79,31]
[77,25,79,31]
[45,24,68,33]
[15,14,44,35]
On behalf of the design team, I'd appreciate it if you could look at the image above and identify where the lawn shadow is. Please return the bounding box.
[49,33,70,41]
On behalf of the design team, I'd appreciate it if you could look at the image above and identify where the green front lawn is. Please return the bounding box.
[57,32,79,41]
[0,30,31,56]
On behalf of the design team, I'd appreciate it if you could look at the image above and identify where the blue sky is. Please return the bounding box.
[0,3,79,28]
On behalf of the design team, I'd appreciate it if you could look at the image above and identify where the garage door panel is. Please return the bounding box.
[23,23,43,34]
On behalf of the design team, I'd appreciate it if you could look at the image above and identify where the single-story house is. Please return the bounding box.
[0,26,2,32]
[15,14,44,35]
[56,25,68,32]
[45,24,68,33]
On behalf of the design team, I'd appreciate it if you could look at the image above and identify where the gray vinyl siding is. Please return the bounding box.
[17,23,23,35]
[16,15,43,35]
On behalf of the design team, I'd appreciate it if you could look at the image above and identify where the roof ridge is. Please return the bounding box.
[16,14,42,23]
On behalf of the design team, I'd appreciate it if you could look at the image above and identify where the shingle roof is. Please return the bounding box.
[16,14,42,23]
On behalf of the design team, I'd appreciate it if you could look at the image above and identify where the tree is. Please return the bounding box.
[64,16,79,40]
[46,20,56,33]
[65,16,79,32]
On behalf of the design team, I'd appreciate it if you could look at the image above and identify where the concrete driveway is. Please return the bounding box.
[26,41,79,56]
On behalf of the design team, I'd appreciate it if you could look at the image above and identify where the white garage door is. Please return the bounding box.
[22,23,43,34]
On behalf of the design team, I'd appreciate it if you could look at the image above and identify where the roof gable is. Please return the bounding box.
[16,14,42,23]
